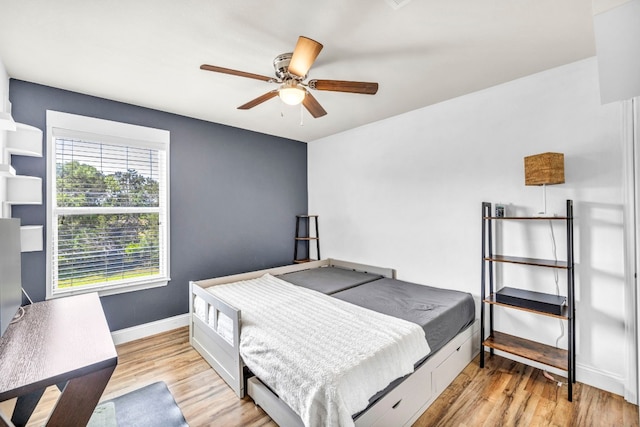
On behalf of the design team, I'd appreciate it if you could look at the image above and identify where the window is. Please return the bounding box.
[46,111,170,297]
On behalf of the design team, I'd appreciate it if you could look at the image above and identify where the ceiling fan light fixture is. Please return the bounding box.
[279,81,306,106]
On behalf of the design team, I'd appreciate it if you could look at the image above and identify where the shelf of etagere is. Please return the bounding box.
[483,331,568,371]
[483,216,568,220]
[484,255,569,269]
[484,293,569,319]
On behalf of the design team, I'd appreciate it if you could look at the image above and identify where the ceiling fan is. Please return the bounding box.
[200,36,379,118]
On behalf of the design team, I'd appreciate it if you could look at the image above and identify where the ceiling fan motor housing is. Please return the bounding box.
[273,53,304,80]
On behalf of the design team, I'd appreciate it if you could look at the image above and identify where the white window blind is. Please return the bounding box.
[47,111,170,297]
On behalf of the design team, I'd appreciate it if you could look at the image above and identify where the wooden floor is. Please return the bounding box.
[2,326,637,426]
[414,355,639,427]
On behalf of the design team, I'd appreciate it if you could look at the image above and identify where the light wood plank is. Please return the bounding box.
[414,354,639,427]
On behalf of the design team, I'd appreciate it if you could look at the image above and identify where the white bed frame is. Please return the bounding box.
[189,258,480,427]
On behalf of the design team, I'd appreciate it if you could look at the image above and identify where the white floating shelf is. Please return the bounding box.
[0,163,16,177]
[6,122,43,157]
[20,225,43,252]
[0,111,16,131]
[6,175,42,205]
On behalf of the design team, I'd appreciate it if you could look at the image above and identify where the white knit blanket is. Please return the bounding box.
[207,274,430,427]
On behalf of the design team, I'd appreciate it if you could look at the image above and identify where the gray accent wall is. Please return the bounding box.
[9,79,307,331]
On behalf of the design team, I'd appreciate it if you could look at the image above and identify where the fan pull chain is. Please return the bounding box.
[299,103,304,126]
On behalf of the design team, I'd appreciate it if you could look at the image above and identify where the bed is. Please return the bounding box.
[189,259,479,427]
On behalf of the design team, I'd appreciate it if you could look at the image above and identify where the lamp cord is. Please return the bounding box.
[549,220,565,348]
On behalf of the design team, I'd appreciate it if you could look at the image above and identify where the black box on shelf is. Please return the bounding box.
[495,287,566,315]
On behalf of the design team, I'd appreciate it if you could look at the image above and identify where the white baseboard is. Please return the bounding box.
[111,313,190,345]
[577,362,626,398]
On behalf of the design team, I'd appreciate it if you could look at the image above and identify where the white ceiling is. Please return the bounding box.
[0,0,596,143]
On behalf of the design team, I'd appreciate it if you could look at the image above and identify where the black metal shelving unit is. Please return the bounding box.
[293,214,320,264]
[480,200,575,401]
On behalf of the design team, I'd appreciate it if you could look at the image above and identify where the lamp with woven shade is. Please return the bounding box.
[524,152,564,215]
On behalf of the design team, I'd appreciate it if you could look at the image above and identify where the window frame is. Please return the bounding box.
[46,110,170,298]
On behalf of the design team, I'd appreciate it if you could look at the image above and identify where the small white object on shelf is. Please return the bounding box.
[6,175,42,205]
[20,225,43,252]
[6,122,43,157]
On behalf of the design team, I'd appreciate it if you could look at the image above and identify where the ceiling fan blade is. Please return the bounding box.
[238,90,279,110]
[302,92,327,118]
[200,64,273,82]
[288,36,323,78]
[308,79,378,95]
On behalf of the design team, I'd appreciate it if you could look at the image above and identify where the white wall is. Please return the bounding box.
[309,57,629,396]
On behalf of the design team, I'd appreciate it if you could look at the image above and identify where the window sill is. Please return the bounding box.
[48,277,171,299]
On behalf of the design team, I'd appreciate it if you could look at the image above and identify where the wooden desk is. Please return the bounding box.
[0,293,117,426]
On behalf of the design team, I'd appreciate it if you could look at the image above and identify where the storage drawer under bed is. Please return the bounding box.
[433,328,479,394]
[356,322,479,427]
[365,355,434,427]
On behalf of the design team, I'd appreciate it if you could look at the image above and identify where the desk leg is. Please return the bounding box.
[1,410,15,427]
[10,388,46,427]
[45,366,116,427]
[10,382,67,427]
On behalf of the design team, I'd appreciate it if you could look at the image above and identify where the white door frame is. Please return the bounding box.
[624,97,639,404]
[634,97,640,405]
